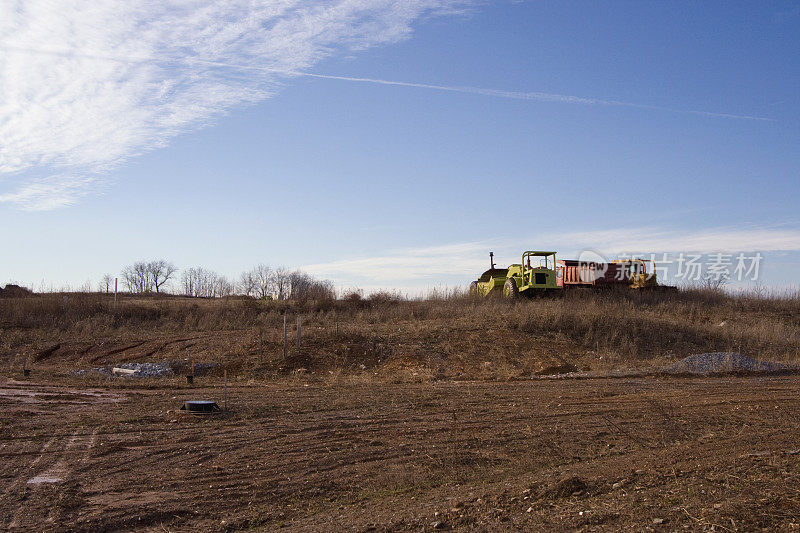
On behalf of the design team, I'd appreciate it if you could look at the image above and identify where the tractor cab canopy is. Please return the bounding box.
[522,251,557,270]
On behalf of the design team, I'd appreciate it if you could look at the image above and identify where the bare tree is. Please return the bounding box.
[148,260,177,293]
[182,267,208,297]
[181,268,196,296]
[289,270,335,301]
[253,265,274,299]
[122,267,136,292]
[273,267,291,300]
[311,278,336,300]
[289,270,312,299]
[98,273,113,293]
[122,261,151,293]
[238,270,257,297]
[135,262,151,292]
[215,275,235,297]
[182,267,232,298]
[701,273,728,292]
[238,265,274,298]
[122,260,176,293]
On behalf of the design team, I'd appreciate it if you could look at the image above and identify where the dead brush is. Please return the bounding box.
[1,287,798,379]
[514,289,799,365]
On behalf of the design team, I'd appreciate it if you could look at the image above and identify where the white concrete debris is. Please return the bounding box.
[76,362,175,378]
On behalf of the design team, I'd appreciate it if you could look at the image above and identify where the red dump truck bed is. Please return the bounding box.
[557,260,628,287]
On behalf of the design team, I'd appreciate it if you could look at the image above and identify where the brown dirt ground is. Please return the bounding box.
[15,325,595,381]
[2,375,799,532]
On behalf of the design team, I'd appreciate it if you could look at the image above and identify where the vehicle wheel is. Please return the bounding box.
[503,279,519,299]
[469,281,478,296]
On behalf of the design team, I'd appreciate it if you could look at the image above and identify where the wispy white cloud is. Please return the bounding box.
[0,0,468,209]
[556,226,800,255]
[1,1,772,210]
[301,226,800,287]
[4,40,770,123]
[0,175,99,210]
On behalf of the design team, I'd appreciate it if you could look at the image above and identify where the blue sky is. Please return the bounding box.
[1,1,799,293]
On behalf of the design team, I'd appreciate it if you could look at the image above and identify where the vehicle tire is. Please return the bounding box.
[503,279,519,299]
[469,281,479,296]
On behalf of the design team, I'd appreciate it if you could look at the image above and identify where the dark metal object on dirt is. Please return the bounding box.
[23,369,30,377]
[180,400,221,415]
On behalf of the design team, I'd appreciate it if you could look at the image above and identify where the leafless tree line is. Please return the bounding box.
[115,260,334,300]
[181,267,235,298]
[121,260,177,293]
[238,264,334,300]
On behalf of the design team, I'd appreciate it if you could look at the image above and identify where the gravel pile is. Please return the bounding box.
[665,352,788,375]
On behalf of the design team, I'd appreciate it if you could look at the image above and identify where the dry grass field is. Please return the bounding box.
[1,289,800,531]
[2,288,799,380]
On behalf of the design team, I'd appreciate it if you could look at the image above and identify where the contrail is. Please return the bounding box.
[1,42,772,121]
[175,54,773,121]
[294,71,771,121]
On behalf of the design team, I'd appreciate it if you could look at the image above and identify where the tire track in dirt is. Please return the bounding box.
[5,377,800,531]
[88,341,148,363]
[7,427,98,529]
[81,334,212,364]
[0,436,58,495]
[2,435,59,529]
[32,343,61,362]
[78,411,433,505]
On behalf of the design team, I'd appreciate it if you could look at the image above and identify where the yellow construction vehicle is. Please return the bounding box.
[611,258,659,289]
